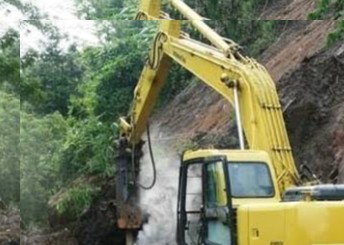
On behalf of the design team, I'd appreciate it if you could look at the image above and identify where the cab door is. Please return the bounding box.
[224,160,284,245]
[177,156,236,245]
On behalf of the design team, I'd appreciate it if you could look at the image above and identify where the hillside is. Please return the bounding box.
[279,42,344,181]
[261,0,316,19]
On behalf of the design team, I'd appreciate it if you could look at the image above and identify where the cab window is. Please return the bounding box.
[228,163,274,198]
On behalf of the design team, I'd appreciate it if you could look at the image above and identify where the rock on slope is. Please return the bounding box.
[279,42,344,181]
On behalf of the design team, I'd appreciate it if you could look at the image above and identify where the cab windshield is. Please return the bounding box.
[227,162,274,198]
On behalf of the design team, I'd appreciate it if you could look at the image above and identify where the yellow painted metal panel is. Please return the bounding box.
[284,202,344,244]
[241,202,344,245]
[237,207,250,245]
[247,205,286,245]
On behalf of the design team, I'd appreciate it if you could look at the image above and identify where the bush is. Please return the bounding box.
[20,111,67,224]
[55,186,98,220]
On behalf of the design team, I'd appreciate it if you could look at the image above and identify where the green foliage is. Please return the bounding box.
[75,0,124,19]
[21,44,84,116]
[248,21,277,56]
[183,0,267,19]
[20,112,68,222]
[60,116,115,180]
[19,100,114,225]
[308,0,330,19]
[327,21,344,46]
[75,0,138,19]
[167,1,283,57]
[0,92,20,205]
[217,20,280,57]
[55,186,97,220]
[160,63,193,105]
[93,37,147,121]
[308,0,344,19]
[70,21,157,122]
[179,19,281,57]
[20,112,68,224]
[0,29,20,94]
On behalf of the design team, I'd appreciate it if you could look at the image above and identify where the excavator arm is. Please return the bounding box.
[116,0,301,231]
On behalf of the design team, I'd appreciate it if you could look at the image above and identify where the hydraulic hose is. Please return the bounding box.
[134,122,157,190]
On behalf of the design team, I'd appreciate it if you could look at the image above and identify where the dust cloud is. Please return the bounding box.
[135,127,180,245]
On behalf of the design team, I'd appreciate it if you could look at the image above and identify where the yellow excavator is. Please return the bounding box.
[115,1,344,244]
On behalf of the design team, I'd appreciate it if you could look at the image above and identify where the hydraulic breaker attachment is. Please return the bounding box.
[115,137,144,229]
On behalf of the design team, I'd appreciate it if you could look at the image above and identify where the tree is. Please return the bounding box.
[0,92,20,205]
[20,111,67,224]
[75,0,138,19]
[0,29,20,94]
[21,44,84,116]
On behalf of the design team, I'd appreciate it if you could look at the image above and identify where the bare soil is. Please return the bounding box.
[261,21,335,81]
[279,42,344,180]
[0,209,20,245]
[261,0,316,20]
[21,230,77,245]
[73,178,126,245]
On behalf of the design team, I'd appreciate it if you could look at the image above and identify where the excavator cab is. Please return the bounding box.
[177,150,281,245]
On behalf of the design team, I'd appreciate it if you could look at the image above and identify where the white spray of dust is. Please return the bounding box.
[135,128,180,245]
